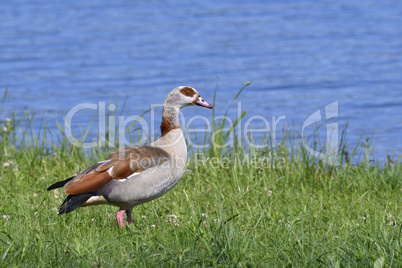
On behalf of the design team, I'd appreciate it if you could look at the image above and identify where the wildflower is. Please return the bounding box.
[39,177,46,181]
[34,212,39,217]
[3,162,10,168]
[91,218,95,223]
[361,216,366,221]
[175,223,179,227]
[267,190,272,196]
[107,213,111,218]
[203,221,207,227]
[2,126,7,132]
[278,220,282,223]
[389,221,396,227]
[214,219,219,224]
[13,167,18,172]
[356,223,359,227]
[142,215,147,219]
[167,214,177,223]
[3,215,10,220]
[201,213,208,218]
[151,224,156,229]
[4,118,11,123]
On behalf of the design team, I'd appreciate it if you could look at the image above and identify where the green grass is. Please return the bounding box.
[0,86,401,267]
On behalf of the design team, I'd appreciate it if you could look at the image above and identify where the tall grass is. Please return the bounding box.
[0,86,401,267]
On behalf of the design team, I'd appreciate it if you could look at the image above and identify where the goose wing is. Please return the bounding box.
[63,145,170,195]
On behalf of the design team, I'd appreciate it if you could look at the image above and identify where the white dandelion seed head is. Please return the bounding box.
[267,190,272,196]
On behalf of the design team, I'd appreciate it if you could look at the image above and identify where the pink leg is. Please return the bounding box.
[126,209,134,225]
[116,210,126,227]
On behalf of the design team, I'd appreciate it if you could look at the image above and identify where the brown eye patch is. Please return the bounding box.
[180,87,196,97]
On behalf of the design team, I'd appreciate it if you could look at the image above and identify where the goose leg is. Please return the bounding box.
[116,210,126,227]
[126,209,134,225]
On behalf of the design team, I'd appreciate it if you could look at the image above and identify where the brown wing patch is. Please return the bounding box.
[63,145,170,195]
[128,146,169,170]
[94,161,114,172]
[64,171,112,195]
[180,86,196,97]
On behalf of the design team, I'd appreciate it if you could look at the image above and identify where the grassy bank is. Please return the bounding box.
[0,88,401,267]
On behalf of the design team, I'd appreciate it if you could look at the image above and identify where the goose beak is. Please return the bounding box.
[195,96,213,109]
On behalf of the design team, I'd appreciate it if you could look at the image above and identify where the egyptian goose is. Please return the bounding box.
[47,86,212,226]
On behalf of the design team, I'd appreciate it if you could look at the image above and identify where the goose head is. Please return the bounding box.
[164,86,213,110]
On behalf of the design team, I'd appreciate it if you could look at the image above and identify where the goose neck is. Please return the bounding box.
[160,105,180,137]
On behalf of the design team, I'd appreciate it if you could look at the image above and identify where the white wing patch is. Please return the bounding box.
[83,195,109,206]
[106,166,140,181]
[107,167,114,176]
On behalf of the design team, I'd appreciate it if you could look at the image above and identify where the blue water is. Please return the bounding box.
[1,0,401,159]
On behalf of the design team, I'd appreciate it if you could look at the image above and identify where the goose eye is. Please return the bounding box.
[180,87,195,97]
